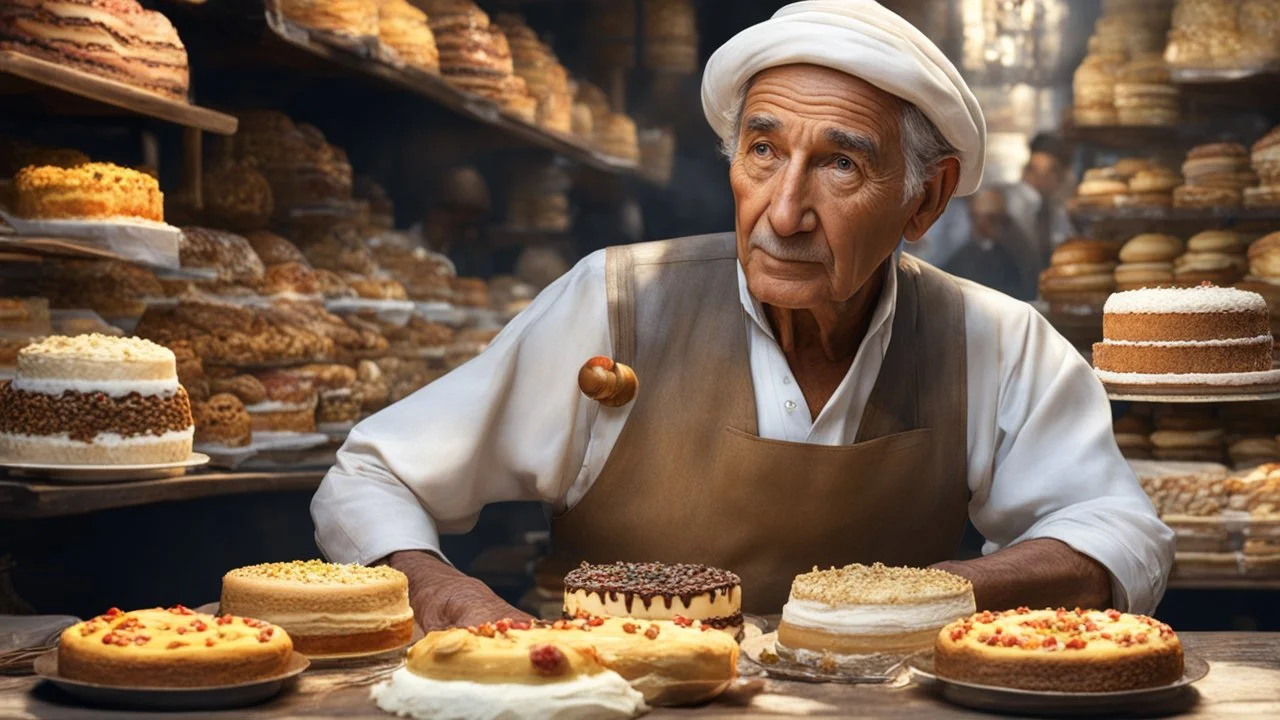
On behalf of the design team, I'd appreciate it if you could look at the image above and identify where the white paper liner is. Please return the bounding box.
[414,302,464,326]
[0,209,181,269]
[1095,368,1280,386]
[195,431,328,469]
[324,298,414,326]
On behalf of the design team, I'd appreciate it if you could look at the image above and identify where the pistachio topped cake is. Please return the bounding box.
[776,563,975,669]
[220,560,414,656]
[563,561,742,636]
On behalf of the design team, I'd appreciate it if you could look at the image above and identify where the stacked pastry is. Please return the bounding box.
[1247,125,1280,209]
[1115,233,1182,290]
[1175,143,1258,209]
[0,0,190,101]
[279,0,377,38]
[1152,405,1225,463]
[1166,0,1245,68]
[1114,410,1155,459]
[577,82,612,146]
[1113,55,1179,126]
[1039,238,1120,312]
[599,114,640,162]
[1075,167,1130,209]
[1073,0,1172,126]
[377,0,439,73]
[1119,164,1182,208]
[1223,402,1280,468]
[1175,230,1248,286]
[506,161,571,232]
[643,0,698,73]
[1073,53,1124,126]
[201,159,274,232]
[586,0,637,69]
[495,15,572,133]
[231,111,353,216]
[421,1,515,103]
[14,162,163,222]
[19,259,162,325]
[1239,232,1280,345]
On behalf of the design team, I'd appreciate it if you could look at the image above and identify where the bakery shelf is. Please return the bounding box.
[1171,63,1280,85]
[0,50,237,135]
[0,234,178,270]
[1069,206,1280,235]
[1064,122,1204,153]
[0,469,326,519]
[1104,389,1280,404]
[242,2,647,182]
[1167,576,1280,590]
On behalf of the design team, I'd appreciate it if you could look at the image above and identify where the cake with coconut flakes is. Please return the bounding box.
[775,563,974,672]
[1093,285,1274,381]
[0,334,193,465]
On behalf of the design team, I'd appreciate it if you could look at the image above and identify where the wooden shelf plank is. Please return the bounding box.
[1168,576,1280,591]
[0,51,237,135]
[0,470,326,519]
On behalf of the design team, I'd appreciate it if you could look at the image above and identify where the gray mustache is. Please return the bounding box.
[748,229,830,264]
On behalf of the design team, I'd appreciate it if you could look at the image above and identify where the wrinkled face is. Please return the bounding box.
[729,65,921,310]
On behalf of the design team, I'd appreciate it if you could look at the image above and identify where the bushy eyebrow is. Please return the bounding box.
[744,114,781,133]
[826,128,879,166]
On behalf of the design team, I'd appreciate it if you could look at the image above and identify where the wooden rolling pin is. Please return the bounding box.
[578,356,638,407]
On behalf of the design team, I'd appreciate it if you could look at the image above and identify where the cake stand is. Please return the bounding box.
[0,453,210,483]
[1100,369,1280,403]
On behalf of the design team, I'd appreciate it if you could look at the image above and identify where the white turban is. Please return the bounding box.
[702,0,986,196]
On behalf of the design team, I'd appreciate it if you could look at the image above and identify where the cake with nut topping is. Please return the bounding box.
[934,608,1183,692]
[220,560,414,657]
[372,615,736,717]
[775,563,974,672]
[58,605,292,687]
[0,334,194,465]
[563,561,742,637]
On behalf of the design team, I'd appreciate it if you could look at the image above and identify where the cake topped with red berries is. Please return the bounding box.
[934,607,1184,692]
[57,605,292,687]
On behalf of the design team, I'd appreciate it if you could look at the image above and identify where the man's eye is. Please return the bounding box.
[752,143,770,157]
[835,156,853,171]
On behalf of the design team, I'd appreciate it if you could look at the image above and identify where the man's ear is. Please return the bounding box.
[902,156,961,242]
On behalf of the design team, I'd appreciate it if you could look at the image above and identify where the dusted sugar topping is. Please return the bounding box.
[564,562,740,600]
[20,334,173,363]
[1104,286,1267,315]
[790,563,972,605]
[226,559,405,585]
[941,607,1178,653]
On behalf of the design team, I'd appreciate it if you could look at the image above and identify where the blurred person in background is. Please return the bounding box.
[1007,133,1075,265]
[943,188,1039,301]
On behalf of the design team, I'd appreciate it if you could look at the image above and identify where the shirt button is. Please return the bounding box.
[782,376,792,384]
[784,400,797,413]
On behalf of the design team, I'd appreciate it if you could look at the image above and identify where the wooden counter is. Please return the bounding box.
[1,632,1276,718]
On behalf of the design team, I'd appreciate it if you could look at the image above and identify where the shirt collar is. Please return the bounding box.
[736,250,899,345]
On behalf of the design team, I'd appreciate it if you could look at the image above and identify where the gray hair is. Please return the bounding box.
[721,83,958,202]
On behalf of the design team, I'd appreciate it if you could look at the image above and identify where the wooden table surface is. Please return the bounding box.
[1,632,1276,719]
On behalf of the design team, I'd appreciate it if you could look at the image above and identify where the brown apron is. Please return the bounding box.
[546,233,970,613]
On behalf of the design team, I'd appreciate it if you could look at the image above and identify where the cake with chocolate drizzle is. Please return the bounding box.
[0,334,194,465]
[563,561,742,637]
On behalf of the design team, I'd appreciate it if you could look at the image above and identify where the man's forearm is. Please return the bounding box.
[382,550,530,630]
[933,538,1113,611]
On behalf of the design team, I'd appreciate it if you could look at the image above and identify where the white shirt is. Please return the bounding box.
[313,249,1174,614]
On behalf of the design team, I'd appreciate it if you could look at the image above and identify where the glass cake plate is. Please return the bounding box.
[740,631,912,684]
[907,651,1209,716]
[33,647,308,711]
[0,453,210,483]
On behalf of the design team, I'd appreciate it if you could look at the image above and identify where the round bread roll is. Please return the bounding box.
[1174,185,1242,209]
[1115,262,1175,285]
[1074,107,1119,126]
[1244,186,1280,208]
[1249,232,1280,260]
[1044,261,1120,278]
[1119,234,1183,263]
[1188,230,1247,254]
[1113,158,1155,178]
[1083,167,1121,182]
[1129,169,1182,194]
[1052,239,1120,266]
[1150,429,1224,450]
[1078,179,1130,199]
[1187,142,1250,160]
[1176,252,1235,272]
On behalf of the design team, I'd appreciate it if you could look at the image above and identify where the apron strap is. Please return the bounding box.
[605,245,637,367]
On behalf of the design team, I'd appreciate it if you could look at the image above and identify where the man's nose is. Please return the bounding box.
[768,162,818,236]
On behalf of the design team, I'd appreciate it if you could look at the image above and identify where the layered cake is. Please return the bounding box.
[15,162,163,222]
[0,335,193,465]
[0,0,189,100]
[372,615,737,716]
[1093,285,1275,383]
[935,608,1183,692]
[220,560,414,656]
[563,562,742,635]
[775,563,974,671]
[192,393,253,448]
[59,605,292,687]
[244,371,318,433]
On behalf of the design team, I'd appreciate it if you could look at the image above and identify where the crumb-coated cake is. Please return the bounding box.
[0,335,193,465]
[935,607,1183,692]
[15,162,163,222]
[244,371,318,434]
[372,615,737,717]
[1093,285,1274,381]
[220,560,414,657]
[192,393,253,448]
[776,563,974,671]
[563,562,742,635]
[58,605,292,687]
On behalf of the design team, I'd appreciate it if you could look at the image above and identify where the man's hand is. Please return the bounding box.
[383,550,533,631]
[932,538,1113,611]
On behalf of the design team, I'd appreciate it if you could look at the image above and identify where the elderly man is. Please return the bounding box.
[313,1,1172,627]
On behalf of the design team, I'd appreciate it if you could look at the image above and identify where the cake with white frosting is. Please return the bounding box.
[0,334,193,464]
[219,560,414,657]
[775,563,974,672]
[1093,285,1275,383]
[563,561,742,636]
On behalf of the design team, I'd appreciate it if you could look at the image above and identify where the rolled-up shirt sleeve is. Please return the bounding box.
[964,288,1174,615]
[312,251,611,566]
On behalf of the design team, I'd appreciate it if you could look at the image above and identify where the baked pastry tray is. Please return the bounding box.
[0,453,210,483]
[907,652,1209,716]
[33,648,308,711]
